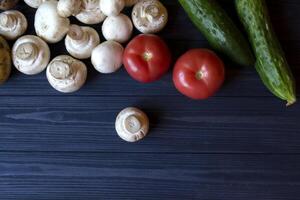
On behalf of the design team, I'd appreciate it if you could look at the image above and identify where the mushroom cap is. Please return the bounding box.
[100,0,125,16]
[132,0,168,34]
[0,10,28,40]
[102,13,133,43]
[115,107,149,142]
[91,41,124,74]
[57,0,82,17]
[65,25,100,59]
[24,0,57,8]
[76,0,106,25]
[34,1,70,43]
[0,0,19,10]
[0,36,11,84]
[46,55,87,93]
[12,35,50,75]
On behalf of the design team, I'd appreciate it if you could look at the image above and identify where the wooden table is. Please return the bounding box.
[1,0,300,199]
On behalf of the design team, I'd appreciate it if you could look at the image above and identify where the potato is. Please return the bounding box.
[0,0,19,10]
[0,36,11,84]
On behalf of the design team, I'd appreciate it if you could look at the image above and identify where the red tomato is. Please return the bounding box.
[123,34,171,83]
[173,49,225,99]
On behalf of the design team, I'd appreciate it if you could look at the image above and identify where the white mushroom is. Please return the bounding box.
[76,0,106,25]
[0,10,27,40]
[34,1,70,43]
[100,0,125,16]
[132,0,168,34]
[57,0,82,18]
[102,14,133,43]
[24,0,57,8]
[124,0,140,7]
[115,107,149,142]
[91,41,124,74]
[12,35,50,75]
[65,24,100,59]
[46,55,87,93]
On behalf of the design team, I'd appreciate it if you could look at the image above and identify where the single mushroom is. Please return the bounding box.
[57,0,82,18]
[0,36,11,84]
[0,0,19,10]
[132,0,168,34]
[100,0,125,16]
[124,0,140,7]
[115,107,149,142]
[34,1,70,43]
[12,35,50,75]
[75,0,106,25]
[91,41,124,74]
[102,13,133,43]
[46,55,87,93]
[65,24,100,59]
[24,0,57,8]
[0,10,28,40]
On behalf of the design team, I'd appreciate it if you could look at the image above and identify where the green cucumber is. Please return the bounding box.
[236,0,296,105]
[179,0,254,67]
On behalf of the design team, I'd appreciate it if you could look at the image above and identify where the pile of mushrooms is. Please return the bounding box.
[0,0,168,141]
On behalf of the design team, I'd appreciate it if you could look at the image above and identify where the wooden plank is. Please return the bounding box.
[0,0,300,199]
[0,96,299,153]
[1,152,300,200]
[0,67,287,97]
[3,66,300,97]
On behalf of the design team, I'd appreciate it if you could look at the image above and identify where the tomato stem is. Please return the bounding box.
[195,70,203,80]
[143,51,153,61]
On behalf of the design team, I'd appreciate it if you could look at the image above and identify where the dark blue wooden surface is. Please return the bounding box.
[1,0,300,199]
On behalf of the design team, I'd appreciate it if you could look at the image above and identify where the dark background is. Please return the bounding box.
[1,0,300,199]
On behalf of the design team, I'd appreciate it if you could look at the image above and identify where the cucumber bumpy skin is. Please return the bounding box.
[236,0,296,105]
[0,36,11,84]
[179,0,254,67]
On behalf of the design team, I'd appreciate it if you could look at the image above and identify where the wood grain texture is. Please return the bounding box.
[0,96,299,153]
[0,0,300,199]
[1,152,300,200]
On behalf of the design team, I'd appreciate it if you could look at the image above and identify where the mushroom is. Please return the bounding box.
[0,10,28,40]
[34,1,70,43]
[0,36,11,84]
[12,35,50,75]
[102,13,133,43]
[124,0,139,7]
[57,0,82,18]
[65,24,100,59]
[100,0,125,16]
[115,107,149,142]
[0,0,19,10]
[46,55,87,93]
[91,41,124,74]
[24,0,57,8]
[75,0,106,25]
[132,0,168,34]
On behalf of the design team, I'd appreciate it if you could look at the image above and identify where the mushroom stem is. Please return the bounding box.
[124,115,142,134]
[143,4,160,22]
[0,13,15,28]
[49,61,72,79]
[132,0,168,34]
[67,24,86,41]
[15,42,38,60]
